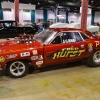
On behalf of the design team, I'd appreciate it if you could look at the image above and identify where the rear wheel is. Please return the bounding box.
[86,50,100,67]
[7,60,29,78]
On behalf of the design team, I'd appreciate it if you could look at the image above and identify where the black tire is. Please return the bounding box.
[86,50,100,67]
[28,66,34,74]
[6,60,29,78]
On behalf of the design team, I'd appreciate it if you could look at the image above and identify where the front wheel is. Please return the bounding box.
[86,50,100,67]
[7,60,29,78]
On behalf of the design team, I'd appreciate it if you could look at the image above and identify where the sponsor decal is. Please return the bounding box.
[31,56,38,60]
[20,52,30,57]
[38,55,43,60]
[33,50,38,55]
[88,43,93,52]
[63,39,76,43]
[0,56,5,62]
[6,54,17,59]
[95,41,100,47]
[36,61,43,67]
[48,47,85,59]
[31,55,43,60]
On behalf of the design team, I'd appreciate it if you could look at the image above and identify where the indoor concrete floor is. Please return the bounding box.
[0,61,100,100]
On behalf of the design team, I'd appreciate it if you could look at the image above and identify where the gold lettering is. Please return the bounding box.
[95,41,100,47]
[60,49,66,57]
[60,52,64,57]
[62,49,65,51]
[70,48,72,50]
[52,48,85,59]
[53,52,61,59]
[69,51,74,57]
[73,50,78,54]
[70,53,76,57]
[66,51,71,57]
[70,51,78,57]
[62,51,67,57]
[67,48,70,51]
[78,49,85,56]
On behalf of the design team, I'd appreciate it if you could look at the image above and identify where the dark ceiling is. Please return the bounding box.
[1,0,100,12]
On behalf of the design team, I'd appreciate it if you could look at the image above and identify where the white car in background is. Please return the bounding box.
[50,23,99,33]
[50,23,69,28]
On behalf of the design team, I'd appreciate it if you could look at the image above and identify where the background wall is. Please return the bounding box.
[47,10,55,23]
[3,9,14,20]
[1,2,96,25]
[36,10,43,22]
[59,11,66,23]
[69,12,92,25]
[2,2,35,24]
[94,12,100,23]
[69,12,79,23]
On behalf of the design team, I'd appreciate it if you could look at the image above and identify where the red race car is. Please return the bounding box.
[0,28,100,78]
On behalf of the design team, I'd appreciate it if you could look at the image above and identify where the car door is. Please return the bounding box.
[44,31,87,66]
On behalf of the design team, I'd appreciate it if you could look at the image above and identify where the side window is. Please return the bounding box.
[80,32,89,40]
[51,35,61,44]
[51,32,84,44]
[74,32,83,42]
[61,32,76,43]
[4,23,11,27]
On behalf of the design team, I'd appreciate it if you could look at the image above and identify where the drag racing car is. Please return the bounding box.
[0,28,100,78]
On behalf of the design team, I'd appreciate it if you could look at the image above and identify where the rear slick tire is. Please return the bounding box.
[86,50,100,67]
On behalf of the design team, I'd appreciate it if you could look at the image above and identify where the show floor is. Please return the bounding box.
[0,62,100,100]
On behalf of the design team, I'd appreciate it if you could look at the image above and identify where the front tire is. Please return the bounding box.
[86,50,100,67]
[7,60,29,78]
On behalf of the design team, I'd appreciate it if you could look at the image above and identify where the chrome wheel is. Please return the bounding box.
[93,51,100,63]
[10,61,25,76]
[7,60,29,78]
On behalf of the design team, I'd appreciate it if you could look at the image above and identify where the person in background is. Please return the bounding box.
[37,22,44,32]
[47,20,50,27]
[43,21,50,29]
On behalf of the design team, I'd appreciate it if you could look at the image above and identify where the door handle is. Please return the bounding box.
[81,44,84,48]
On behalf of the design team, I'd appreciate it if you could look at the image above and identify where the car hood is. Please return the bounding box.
[0,40,43,54]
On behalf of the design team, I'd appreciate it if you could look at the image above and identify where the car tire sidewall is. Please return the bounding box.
[86,50,100,67]
[7,60,29,78]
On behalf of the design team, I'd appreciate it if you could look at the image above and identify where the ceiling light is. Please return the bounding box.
[91,0,94,4]
[38,2,40,5]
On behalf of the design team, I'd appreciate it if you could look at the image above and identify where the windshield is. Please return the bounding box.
[34,29,57,44]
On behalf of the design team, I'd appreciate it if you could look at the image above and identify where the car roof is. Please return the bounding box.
[49,27,84,32]
[49,27,93,38]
